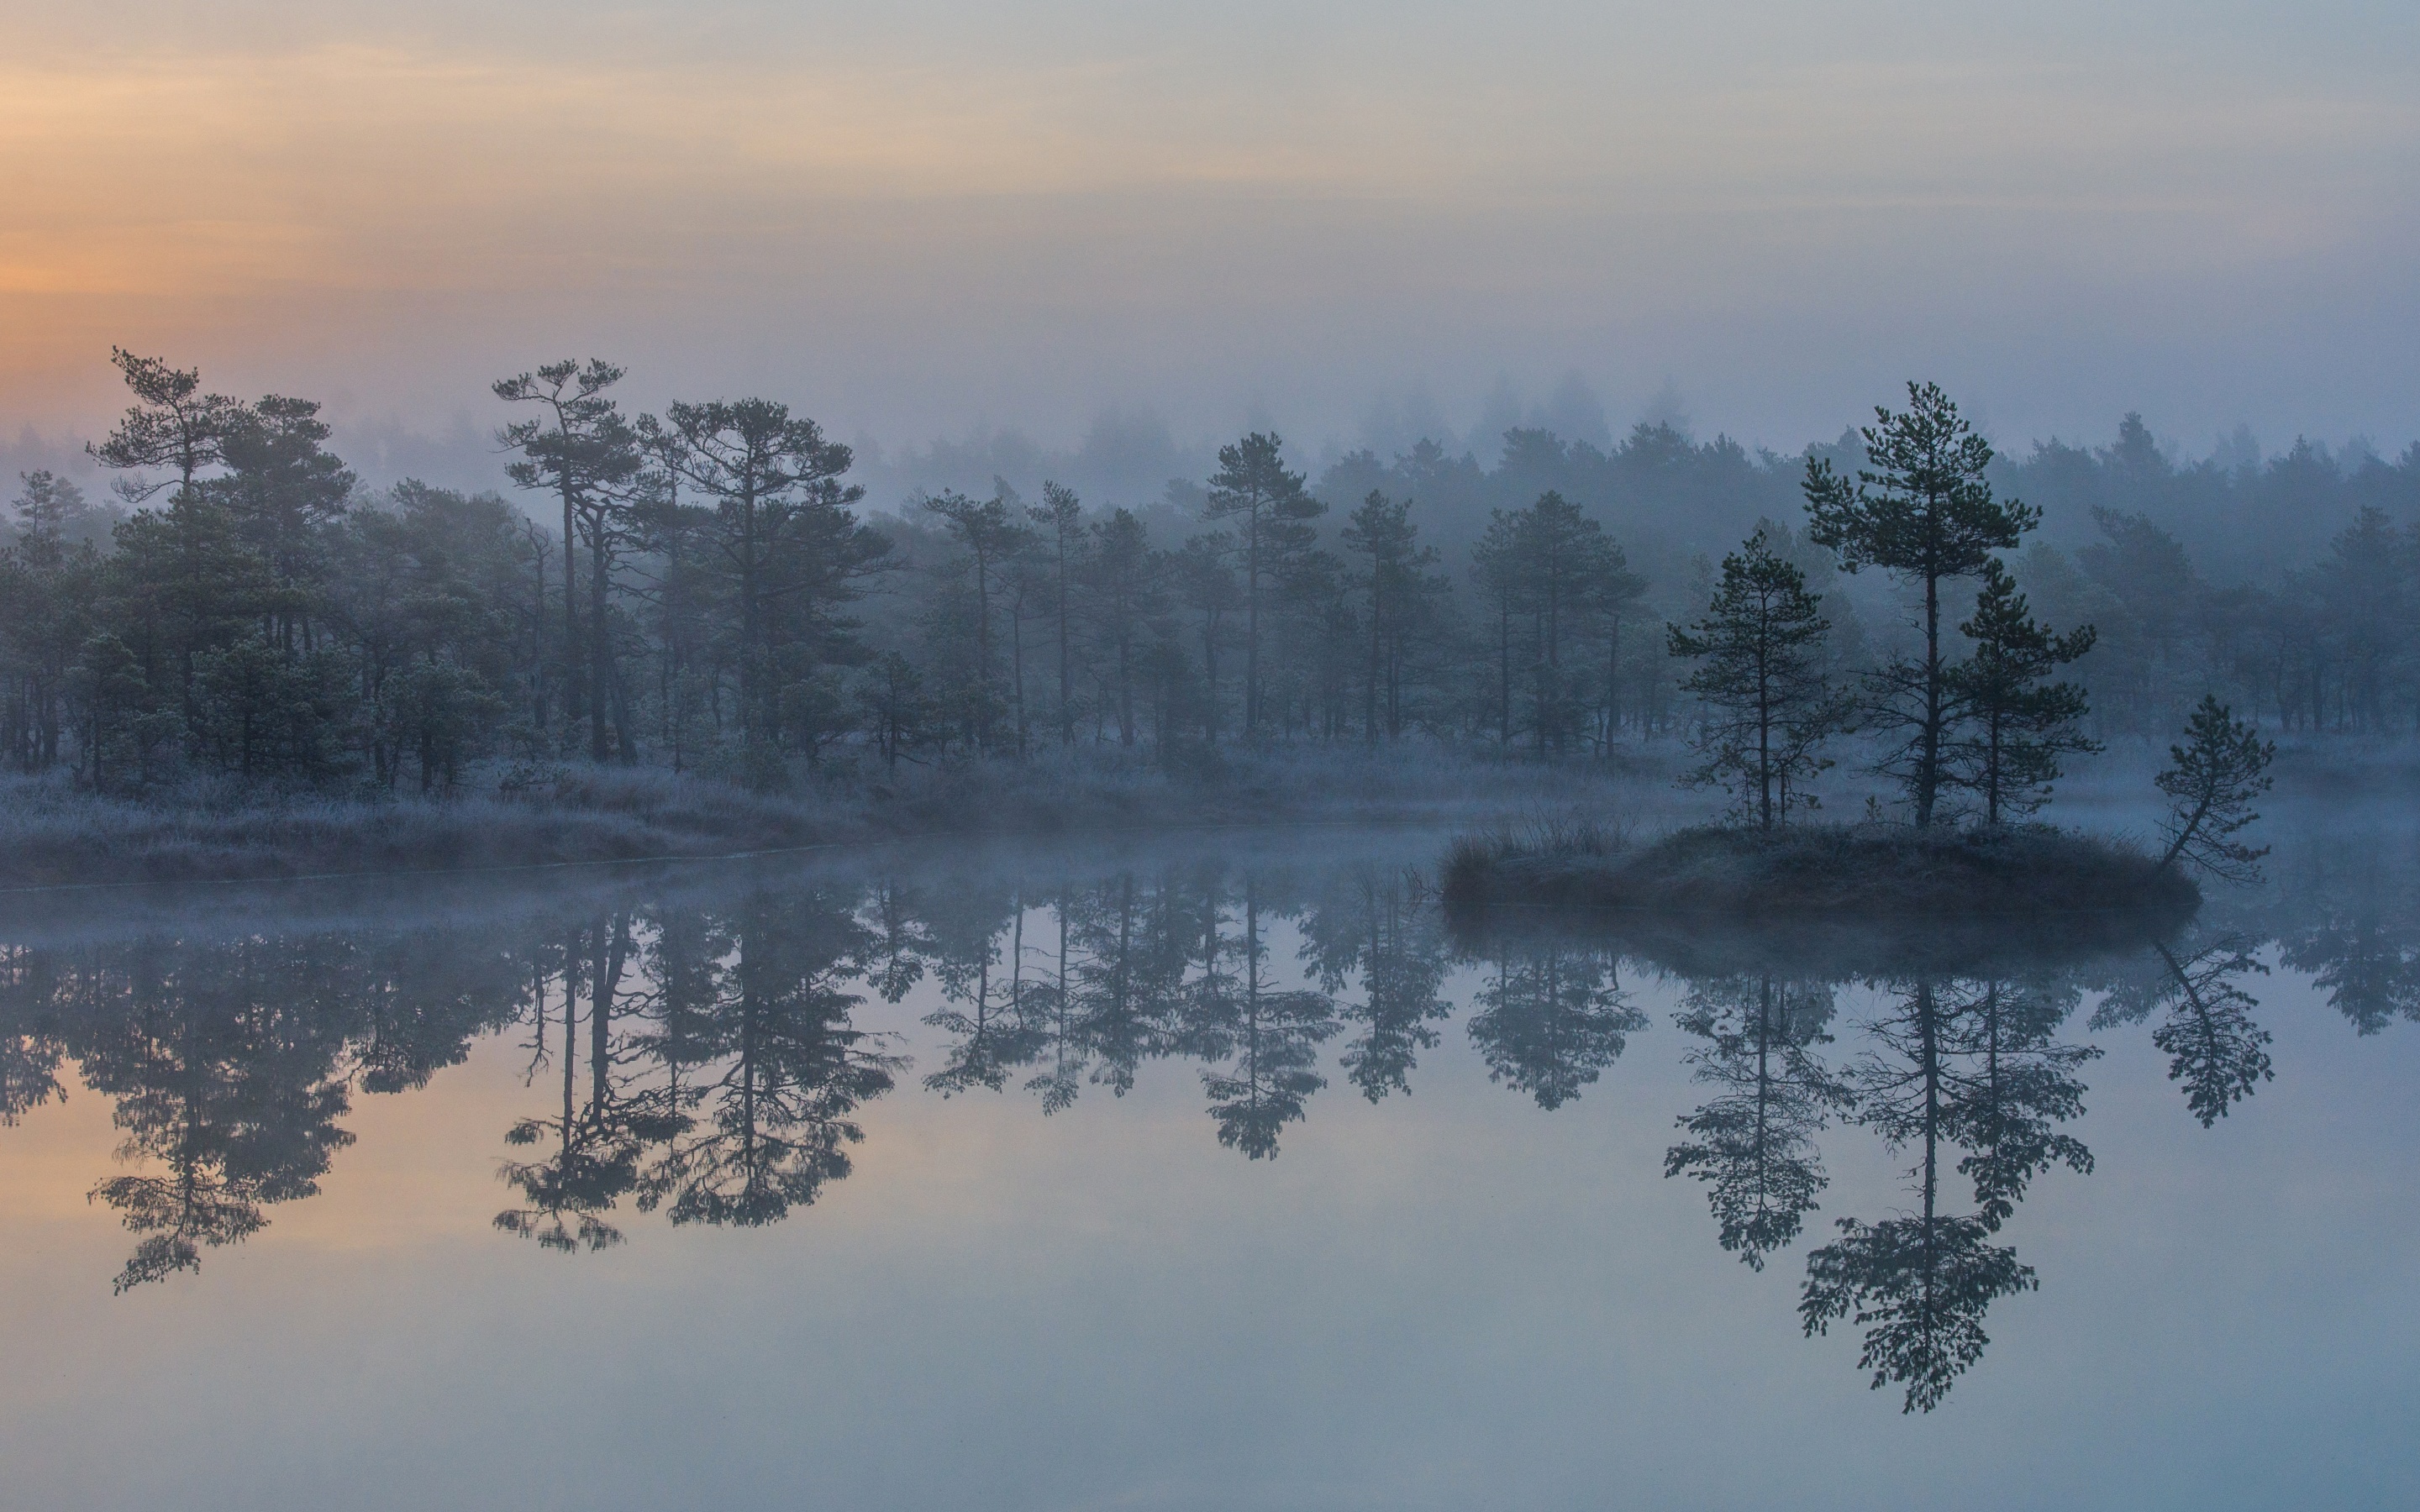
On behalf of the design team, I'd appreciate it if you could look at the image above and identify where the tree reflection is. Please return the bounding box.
[75,939,360,1290]
[1300,868,1453,1102]
[916,882,1037,1098]
[1943,979,2097,1226]
[639,889,900,1226]
[2093,935,2273,1126]
[1799,978,2091,1413]
[2266,840,2420,1035]
[1665,974,1848,1268]
[1467,939,1644,1110]
[495,914,676,1252]
[0,944,66,1124]
[1192,877,1337,1158]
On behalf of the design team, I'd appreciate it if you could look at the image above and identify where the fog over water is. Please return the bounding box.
[2,787,2415,1509]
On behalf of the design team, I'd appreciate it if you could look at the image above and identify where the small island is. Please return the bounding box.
[1442,819,2199,923]
[1440,394,2281,942]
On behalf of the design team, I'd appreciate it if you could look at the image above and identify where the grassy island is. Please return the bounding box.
[1442,819,2201,932]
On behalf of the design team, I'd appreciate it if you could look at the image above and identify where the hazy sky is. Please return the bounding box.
[5,0,2416,464]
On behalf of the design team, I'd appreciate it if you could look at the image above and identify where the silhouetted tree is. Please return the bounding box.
[495,360,642,759]
[1944,560,2098,824]
[1804,383,2040,824]
[2155,696,2276,881]
[1202,433,1321,735]
[1668,528,1854,827]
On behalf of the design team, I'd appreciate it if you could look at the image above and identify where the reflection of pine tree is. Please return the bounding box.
[919,883,1039,1097]
[1942,980,2097,1227]
[1018,886,1082,1113]
[1468,942,1644,1110]
[74,939,360,1289]
[1665,975,1847,1268]
[639,890,900,1226]
[1801,980,2070,1413]
[1066,870,1197,1097]
[1195,879,1337,1158]
[1298,868,1452,1102]
[2265,843,2420,1035]
[495,914,674,1252]
[1801,1209,2032,1415]
[348,925,529,1095]
[2093,936,2273,1126]
[0,944,67,1124]
[860,883,937,1005]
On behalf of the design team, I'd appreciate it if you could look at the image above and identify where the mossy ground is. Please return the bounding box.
[1444,819,2198,923]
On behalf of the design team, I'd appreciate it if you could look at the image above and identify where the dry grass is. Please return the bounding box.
[0,744,1672,890]
[1443,817,2198,923]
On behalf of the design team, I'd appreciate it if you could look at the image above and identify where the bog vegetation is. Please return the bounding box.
[0,354,2408,819]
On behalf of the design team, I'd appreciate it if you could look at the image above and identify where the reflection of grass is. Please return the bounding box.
[1444,820,2199,921]
[0,748,1653,889]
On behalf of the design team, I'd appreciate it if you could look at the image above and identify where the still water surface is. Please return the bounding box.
[2,815,2414,1509]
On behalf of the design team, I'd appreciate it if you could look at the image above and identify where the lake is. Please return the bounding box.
[2,805,2414,1510]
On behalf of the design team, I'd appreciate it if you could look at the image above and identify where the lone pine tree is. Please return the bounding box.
[1804,383,2039,826]
[2154,696,2275,881]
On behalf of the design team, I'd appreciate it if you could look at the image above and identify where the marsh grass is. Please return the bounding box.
[1444,816,2198,925]
[0,744,1667,889]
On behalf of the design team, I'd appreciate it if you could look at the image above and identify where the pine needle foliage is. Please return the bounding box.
[1668,528,1854,828]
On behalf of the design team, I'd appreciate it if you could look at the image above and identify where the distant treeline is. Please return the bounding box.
[3,351,2416,791]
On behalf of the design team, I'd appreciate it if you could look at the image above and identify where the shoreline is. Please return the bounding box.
[0,748,1661,891]
[1440,819,2202,935]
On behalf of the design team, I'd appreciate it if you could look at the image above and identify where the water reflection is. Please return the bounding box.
[1665,974,1848,1269]
[3,820,2412,1414]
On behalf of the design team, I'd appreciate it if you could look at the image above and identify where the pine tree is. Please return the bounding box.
[2154,696,2275,881]
[920,486,1032,754]
[1201,433,1321,737]
[1028,481,1087,746]
[1945,559,2099,824]
[1667,529,1853,829]
[494,360,642,761]
[1804,383,2039,825]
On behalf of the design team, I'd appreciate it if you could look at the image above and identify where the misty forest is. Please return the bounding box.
[3,351,2416,816]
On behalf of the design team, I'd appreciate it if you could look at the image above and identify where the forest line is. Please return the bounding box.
[3,351,2416,801]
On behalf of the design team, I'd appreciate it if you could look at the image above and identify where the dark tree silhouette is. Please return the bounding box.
[2155,696,2275,882]
[1944,560,2098,824]
[1668,528,1853,827]
[1202,433,1321,736]
[494,360,642,759]
[1803,383,2040,825]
